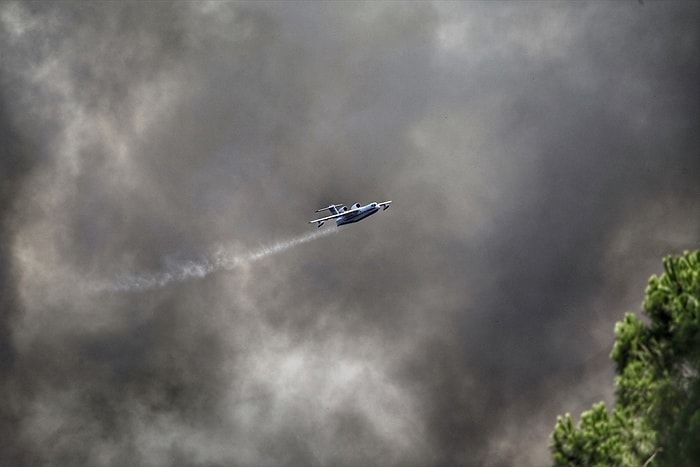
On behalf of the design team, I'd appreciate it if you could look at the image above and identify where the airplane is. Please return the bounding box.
[309,201,392,228]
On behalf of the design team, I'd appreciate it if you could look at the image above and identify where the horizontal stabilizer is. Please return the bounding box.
[315,204,344,213]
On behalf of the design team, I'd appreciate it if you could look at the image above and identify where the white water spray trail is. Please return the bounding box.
[101,228,337,293]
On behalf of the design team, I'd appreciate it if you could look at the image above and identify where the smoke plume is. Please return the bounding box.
[1,1,698,466]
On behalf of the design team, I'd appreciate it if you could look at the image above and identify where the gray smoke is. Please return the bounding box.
[1,1,698,466]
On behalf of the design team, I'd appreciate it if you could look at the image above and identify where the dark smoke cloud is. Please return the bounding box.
[1,1,698,466]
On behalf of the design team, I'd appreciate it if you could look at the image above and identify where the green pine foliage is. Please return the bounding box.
[551,250,700,467]
[551,403,655,467]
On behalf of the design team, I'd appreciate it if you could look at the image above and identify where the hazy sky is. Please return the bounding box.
[1,1,698,466]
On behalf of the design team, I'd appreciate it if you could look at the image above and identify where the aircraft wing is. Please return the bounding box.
[309,212,346,224]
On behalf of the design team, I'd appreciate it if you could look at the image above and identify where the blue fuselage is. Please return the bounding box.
[336,204,379,226]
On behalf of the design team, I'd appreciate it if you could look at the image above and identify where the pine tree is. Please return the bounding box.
[551,250,700,466]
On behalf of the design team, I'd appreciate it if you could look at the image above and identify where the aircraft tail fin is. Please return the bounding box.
[315,204,343,215]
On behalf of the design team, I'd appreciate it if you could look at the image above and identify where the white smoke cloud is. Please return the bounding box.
[99,228,337,292]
